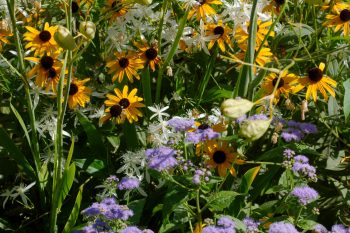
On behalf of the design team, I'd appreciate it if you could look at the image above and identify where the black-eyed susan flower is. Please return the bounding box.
[187,0,222,21]
[0,20,12,52]
[235,20,275,48]
[101,85,145,124]
[106,51,144,83]
[68,78,92,109]
[106,0,129,21]
[299,63,337,102]
[261,71,302,102]
[262,0,285,14]
[205,20,232,52]
[134,41,161,72]
[203,140,244,177]
[23,22,59,56]
[323,3,350,36]
[25,52,64,93]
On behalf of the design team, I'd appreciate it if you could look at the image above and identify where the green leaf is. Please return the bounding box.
[10,102,31,150]
[63,178,91,233]
[129,198,146,225]
[0,127,36,180]
[65,136,75,170]
[123,122,139,150]
[328,96,340,116]
[239,166,261,194]
[141,67,153,108]
[75,158,105,174]
[343,79,350,123]
[77,112,107,159]
[206,191,240,212]
[162,188,188,219]
[57,162,76,210]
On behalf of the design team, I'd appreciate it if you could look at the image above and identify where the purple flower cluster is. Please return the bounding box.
[76,219,114,233]
[118,177,140,190]
[186,124,220,144]
[292,155,317,181]
[280,120,317,142]
[269,222,299,233]
[243,217,260,233]
[291,186,319,205]
[192,168,211,185]
[313,224,328,233]
[120,226,154,233]
[145,147,178,171]
[202,216,235,233]
[167,117,194,132]
[82,197,133,220]
[237,114,269,124]
[331,224,350,233]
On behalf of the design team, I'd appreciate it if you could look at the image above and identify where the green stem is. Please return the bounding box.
[155,10,189,103]
[6,0,44,206]
[196,189,202,232]
[156,0,168,56]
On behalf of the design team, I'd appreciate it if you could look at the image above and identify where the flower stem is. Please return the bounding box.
[196,189,202,232]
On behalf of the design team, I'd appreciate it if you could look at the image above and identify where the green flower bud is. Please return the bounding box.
[221,98,254,119]
[54,25,76,50]
[79,21,96,40]
[239,119,271,141]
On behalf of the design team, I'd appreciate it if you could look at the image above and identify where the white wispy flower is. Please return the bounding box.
[11,182,36,206]
[178,0,200,10]
[0,188,14,208]
[148,104,170,122]
[188,20,216,55]
[89,105,105,119]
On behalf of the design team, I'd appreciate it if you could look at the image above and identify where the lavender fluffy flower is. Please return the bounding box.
[331,224,350,233]
[217,217,235,229]
[243,217,260,233]
[145,147,178,171]
[120,226,143,233]
[294,155,309,164]
[283,149,295,159]
[281,128,304,142]
[167,117,194,132]
[248,114,269,121]
[118,177,140,190]
[202,226,222,233]
[82,202,102,216]
[186,126,219,144]
[269,222,299,233]
[291,186,319,205]
[281,120,317,142]
[292,162,317,181]
[298,122,318,134]
[313,224,328,233]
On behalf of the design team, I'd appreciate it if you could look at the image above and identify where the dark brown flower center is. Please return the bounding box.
[308,67,323,82]
[39,30,51,42]
[118,58,129,68]
[197,0,206,5]
[71,1,79,13]
[213,150,226,164]
[145,48,158,60]
[274,0,285,5]
[272,77,285,88]
[214,26,224,36]
[110,104,123,117]
[69,83,79,95]
[111,1,121,12]
[340,9,350,22]
[48,68,57,79]
[40,55,54,70]
[198,124,209,130]
[119,98,130,109]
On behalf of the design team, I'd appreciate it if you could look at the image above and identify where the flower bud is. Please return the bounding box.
[79,21,96,40]
[239,119,271,141]
[134,0,153,5]
[54,26,76,50]
[221,98,254,119]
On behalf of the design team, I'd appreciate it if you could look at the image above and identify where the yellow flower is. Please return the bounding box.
[299,62,337,102]
[187,0,222,21]
[205,20,232,52]
[134,41,161,72]
[25,52,64,93]
[261,71,302,102]
[68,78,92,109]
[106,0,129,21]
[323,3,350,36]
[101,85,145,124]
[23,22,60,56]
[0,20,12,51]
[262,0,285,14]
[203,140,244,177]
[106,51,144,83]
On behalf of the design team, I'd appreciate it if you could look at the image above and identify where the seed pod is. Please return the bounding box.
[221,98,254,119]
[79,21,96,40]
[239,119,271,141]
[54,25,76,50]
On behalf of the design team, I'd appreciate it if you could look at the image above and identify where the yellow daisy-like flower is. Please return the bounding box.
[106,51,144,83]
[134,41,161,72]
[261,71,302,102]
[235,20,275,48]
[188,0,222,21]
[101,85,145,124]
[68,78,92,109]
[25,52,64,93]
[106,0,129,21]
[205,20,232,52]
[262,0,285,14]
[323,3,350,36]
[23,22,59,56]
[255,47,273,67]
[203,140,244,177]
[299,62,337,102]
[0,20,12,51]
